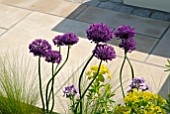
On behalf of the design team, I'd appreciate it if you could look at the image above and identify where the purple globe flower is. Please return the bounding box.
[114,25,135,39]
[62,32,79,45]
[53,33,79,46]
[86,23,114,43]
[119,38,136,53]
[63,85,79,98]
[128,77,149,92]
[93,44,116,62]
[29,39,51,57]
[45,50,62,64]
[53,35,65,46]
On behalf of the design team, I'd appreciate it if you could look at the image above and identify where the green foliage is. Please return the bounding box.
[164,94,170,113]
[165,59,170,71]
[85,65,115,114]
[0,54,39,114]
[114,89,167,114]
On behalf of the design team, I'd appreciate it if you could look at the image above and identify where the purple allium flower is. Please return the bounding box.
[128,77,149,92]
[114,25,135,39]
[86,23,114,43]
[93,44,116,62]
[119,38,136,53]
[29,39,51,57]
[114,25,136,53]
[53,33,79,46]
[45,50,62,64]
[53,35,65,46]
[63,85,79,98]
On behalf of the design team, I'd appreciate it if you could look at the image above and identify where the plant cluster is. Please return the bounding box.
[114,89,167,114]
[27,23,170,114]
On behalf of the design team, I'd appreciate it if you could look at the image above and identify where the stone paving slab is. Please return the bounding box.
[0,0,86,18]
[147,28,170,66]
[83,0,100,6]
[98,2,121,11]
[75,6,169,38]
[52,18,89,38]
[132,8,152,17]
[0,28,6,36]
[0,3,31,29]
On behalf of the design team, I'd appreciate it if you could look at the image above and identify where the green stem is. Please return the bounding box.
[126,56,134,80]
[38,57,46,113]
[76,44,98,113]
[55,46,61,71]
[119,54,127,98]
[45,46,70,112]
[76,54,94,113]
[81,60,102,101]
[76,60,102,114]
[50,64,55,113]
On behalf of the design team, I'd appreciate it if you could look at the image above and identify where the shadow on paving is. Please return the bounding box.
[52,0,170,97]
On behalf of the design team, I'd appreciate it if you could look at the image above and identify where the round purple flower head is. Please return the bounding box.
[29,39,51,57]
[114,25,135,39]
[62,32,79,45]
[53,33,79,46]
[53,35,65,46]
[45,50,62,64]
[86,23,114,43]
[128,77,149,92]
[63,85,79,98]
[93,44,116,62]
[119,38,136,53]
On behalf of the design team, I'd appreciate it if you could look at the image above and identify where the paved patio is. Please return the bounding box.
[0,0,170,113]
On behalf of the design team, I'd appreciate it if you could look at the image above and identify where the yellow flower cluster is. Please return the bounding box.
[86,65,112,80]
[114,89,167,114]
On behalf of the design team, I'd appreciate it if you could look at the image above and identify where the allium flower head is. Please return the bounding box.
[53,33,79,46]
[93,44,116,62]
[29,39,51,57]
[128,77,149,92]
[45,50,62,64]
[114,25,135,39]
[63,85,79,98]
[119,38,136,53]
[53,35,65,46]
[86,23,114,43]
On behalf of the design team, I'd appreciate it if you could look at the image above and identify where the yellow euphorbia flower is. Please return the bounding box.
[86,65,112,81]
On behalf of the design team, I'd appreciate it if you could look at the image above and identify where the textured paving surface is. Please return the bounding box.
[67,0,170,21]
[0,0,170,113]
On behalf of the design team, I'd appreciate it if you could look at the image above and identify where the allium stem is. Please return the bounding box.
[126,56,134,80]
[50,63,55,113]
[38,57,46,113]
[120,54,126,98]
[55,46,61,72]
[81,60,102,99]
[45,46,70,112]
[76,54,95,113]
[76,60,102,114]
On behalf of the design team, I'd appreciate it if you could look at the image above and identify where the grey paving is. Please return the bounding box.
[132,8,152,17]
[118,5,134,14]
[109,0,123,3]
[98,2,121,11]
[75,6,169,38]
[83,0,101,6]
[151,11,170,21]
[74,0,170,22]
